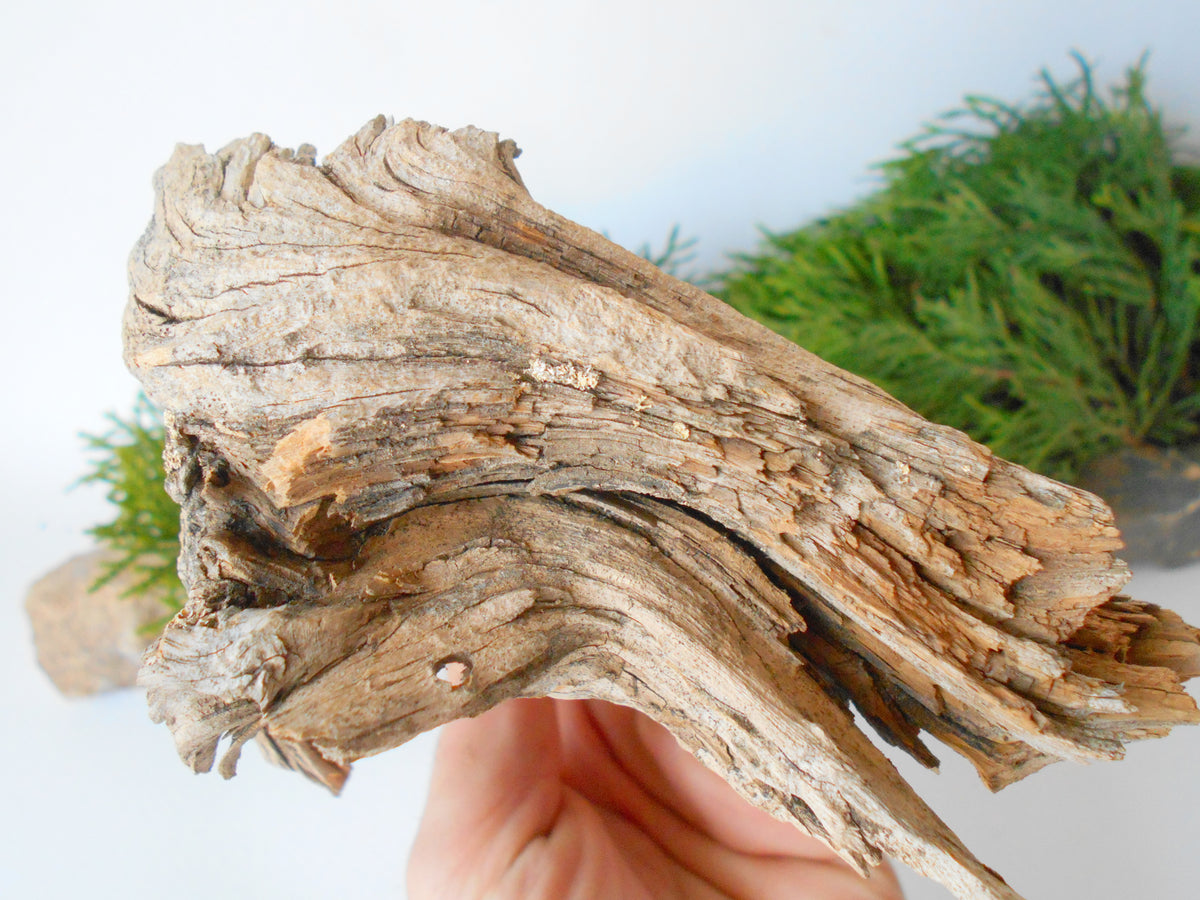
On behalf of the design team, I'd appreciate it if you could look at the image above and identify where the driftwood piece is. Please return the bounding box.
[125,117,1200,900]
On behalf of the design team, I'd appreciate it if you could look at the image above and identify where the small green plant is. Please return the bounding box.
[80,396,184,613]
[637,223,700,281]
[719,55,1200,482]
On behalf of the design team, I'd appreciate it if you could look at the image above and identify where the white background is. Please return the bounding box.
[2,2,1198,898]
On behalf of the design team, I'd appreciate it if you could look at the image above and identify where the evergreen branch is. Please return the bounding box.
[636,223,700,280]
[717,55,1200,482]
[79,395,184,613]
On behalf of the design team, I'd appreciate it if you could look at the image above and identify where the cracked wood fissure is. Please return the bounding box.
[127,118,1200,900]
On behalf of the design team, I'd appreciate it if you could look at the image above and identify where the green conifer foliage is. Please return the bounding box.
[719,56,1200,481]
[79,396,184,613]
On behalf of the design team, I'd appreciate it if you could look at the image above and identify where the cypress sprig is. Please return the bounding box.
[637,223,702,283]
[79,396,184,613]
[719,55,1200,482]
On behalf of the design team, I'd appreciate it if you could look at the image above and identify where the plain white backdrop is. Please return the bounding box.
[2,2,1198,898]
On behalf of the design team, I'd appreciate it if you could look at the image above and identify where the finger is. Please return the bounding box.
[408,699,565,899]
[557,701,901,899]
[624,711,906,896]
[582,701,852,860]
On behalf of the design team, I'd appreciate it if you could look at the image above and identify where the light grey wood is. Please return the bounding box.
[126,118,1200,900]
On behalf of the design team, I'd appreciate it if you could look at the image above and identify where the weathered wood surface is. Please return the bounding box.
[126,117,1200,900]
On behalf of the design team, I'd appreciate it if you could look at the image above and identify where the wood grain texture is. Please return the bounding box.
[126,117,1200,899]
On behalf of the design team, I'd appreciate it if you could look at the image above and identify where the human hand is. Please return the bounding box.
[408,698,904,900]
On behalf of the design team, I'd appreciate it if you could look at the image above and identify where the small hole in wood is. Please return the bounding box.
[433,655,473,689]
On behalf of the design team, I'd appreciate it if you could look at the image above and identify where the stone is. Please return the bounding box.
[26,549,169,696]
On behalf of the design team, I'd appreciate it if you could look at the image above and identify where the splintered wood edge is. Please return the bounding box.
[127,117,1200,900]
